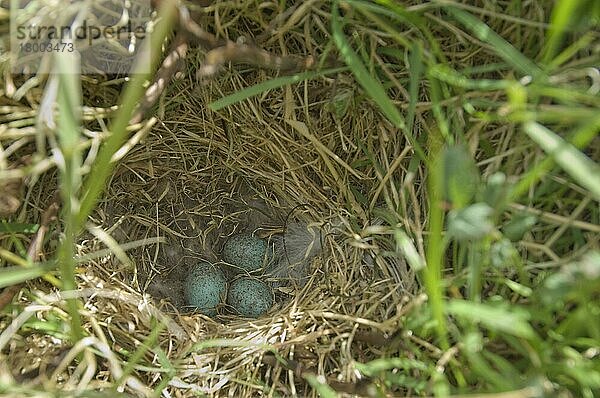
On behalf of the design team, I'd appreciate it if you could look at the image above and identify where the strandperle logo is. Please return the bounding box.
[10,0,153,75]
[15,19,147,46]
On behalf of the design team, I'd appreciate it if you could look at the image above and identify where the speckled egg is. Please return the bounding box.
[184,261,226,316]
[222,233,267,272]
[227,278,274,318]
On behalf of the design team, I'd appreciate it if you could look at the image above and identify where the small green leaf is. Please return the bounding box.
[447,299,536,339]
[443,145,480,208]
[490,238,519,269]
[480,172,511,211]
[304,374,338,398]
[0,222,39,234]
[502,214,537,241]
[540,251,600,305]
[447,203,494,241]
[394,228,426,271]
[503,279,533,297]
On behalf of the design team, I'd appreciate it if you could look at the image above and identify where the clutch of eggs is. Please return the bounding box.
[185,233,274,317]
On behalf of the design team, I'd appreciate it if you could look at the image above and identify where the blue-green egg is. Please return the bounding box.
[223,233,267,272]
[227,278,274,318]
[184,261,226,316]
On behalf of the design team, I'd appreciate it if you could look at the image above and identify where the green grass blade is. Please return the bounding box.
[546,32,595,70]
[512,115,600,199]
[116,319,166,389]
[541,0,585,65]
[55,50,84,340]
[424,134,449,350]
[150,347,176,398]
[429,64,510,91]
[355,357,428,376]
[362,0,448,63]
[331,1,405,130]
[0,263,55,289]
[331,0,427,163]
[395,228,426,272]
[523,121,600,200]
[446,7,544,79]
[407,42,423,135]
[462,333,512,390]
[426,70,451,143]
[208,67,347,111]
[77,1,178,229]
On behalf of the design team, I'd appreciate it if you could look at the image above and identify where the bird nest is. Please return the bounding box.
[84,66,420,395]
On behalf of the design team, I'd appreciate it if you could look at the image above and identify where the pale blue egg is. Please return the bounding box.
[184,261,226,316]
[227,277,273,318]
[223,233,267,272]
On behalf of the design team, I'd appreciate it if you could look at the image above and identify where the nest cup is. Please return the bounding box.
[93,68,419,393]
